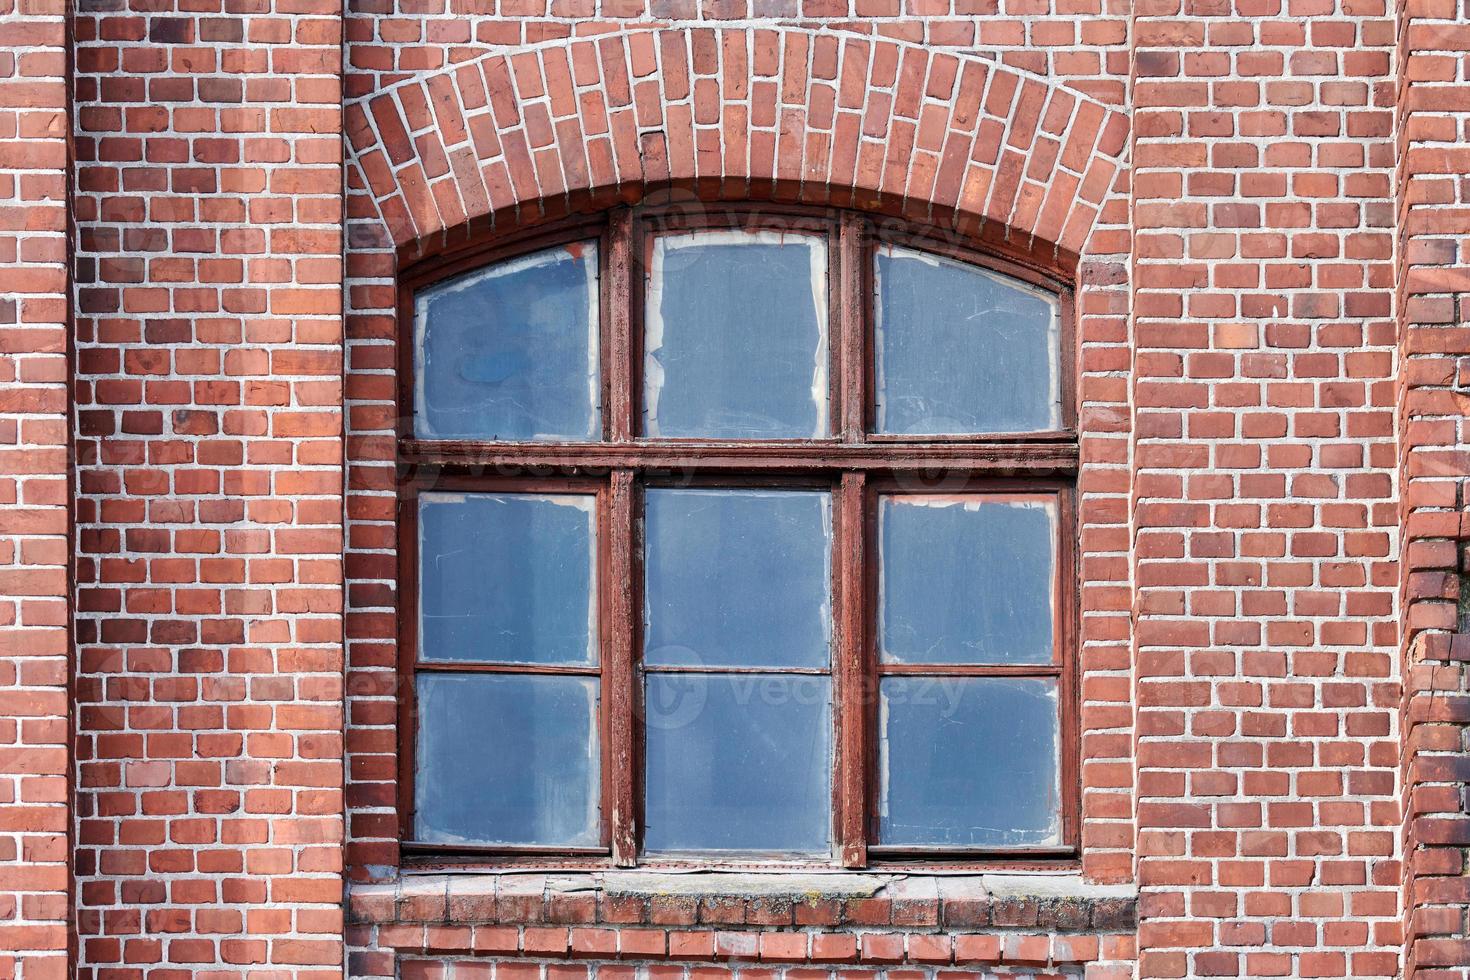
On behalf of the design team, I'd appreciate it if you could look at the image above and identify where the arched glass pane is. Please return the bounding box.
[415,241,600,441]
[875,245,1061,435]
[643,230,829,439]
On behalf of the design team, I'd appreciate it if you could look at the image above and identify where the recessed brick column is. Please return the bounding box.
[1397,2,1470,977]
[1131,2,1402,977]
[0,0,72,977]
[69,0,347,975]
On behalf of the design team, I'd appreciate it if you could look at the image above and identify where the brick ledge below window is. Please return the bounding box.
[348,872,1137,968]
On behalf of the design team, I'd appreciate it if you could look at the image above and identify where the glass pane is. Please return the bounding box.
[644,230,829,439]
[415,673,600,846]
[875,245,1060,434]
[643,489,831,669]
[643,673,831,854]
[419,492,597,666]
[415,241,600,441]
[880,495,1055,665]
[878,676,1060,847]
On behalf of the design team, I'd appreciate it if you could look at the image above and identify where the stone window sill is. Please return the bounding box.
[349,875,1140,940]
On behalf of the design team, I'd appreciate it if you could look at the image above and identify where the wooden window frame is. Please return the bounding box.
[396,203,1080,870]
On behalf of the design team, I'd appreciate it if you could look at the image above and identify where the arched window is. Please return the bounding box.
[397,205,1076,867]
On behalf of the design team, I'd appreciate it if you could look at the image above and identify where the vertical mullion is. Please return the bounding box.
[606,208,635,441]
[396,481,421,843]
[833,470,868,867]
[1056,484,1080,849]
[837,212,867,443]
[606,469,640,865]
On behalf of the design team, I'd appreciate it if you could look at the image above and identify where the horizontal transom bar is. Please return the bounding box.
[414,661,601,675]
[875,663,1062,676]
[400,437,1078,475]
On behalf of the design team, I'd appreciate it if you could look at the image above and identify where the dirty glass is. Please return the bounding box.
[418,492,598,666]
[643,673,832,854]
[415,241,600,441]
[415,673,600,846]
[879,495,1055,665]
[874,245,1060,435]
[643,488,832,669]
[878,676,1059,847]
[643,230,829,439]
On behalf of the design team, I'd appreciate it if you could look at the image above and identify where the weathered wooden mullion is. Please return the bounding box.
[606,469,640,866]
[605,208,636,442]
[834,471,868,868]
[837,212,868,442]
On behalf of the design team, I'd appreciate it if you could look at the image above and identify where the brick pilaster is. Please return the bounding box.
[1130,1,1402,976]
[0,0,73,975]
[70,1,347,974]
[1396,1,1470,976]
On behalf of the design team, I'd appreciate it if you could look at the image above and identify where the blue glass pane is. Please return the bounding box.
[644,231,829,438]
[415,673,600,846]
[415,242,600,440]
[880,495,1055,665]
[419,492,597,665]
[644,673,831,854]
[875,245,1060,434]
[878,676,1059,847]
[644,489,831,669]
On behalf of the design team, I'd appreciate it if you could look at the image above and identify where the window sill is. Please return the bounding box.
[349,870,1138,966]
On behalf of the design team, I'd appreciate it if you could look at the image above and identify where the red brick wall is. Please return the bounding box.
[340,1,1132,106]
[1130,1,1404,977]
[0,0,72,977]
[69,0,347,974]
[5,3,1469,979]
[1397,1,1470,976]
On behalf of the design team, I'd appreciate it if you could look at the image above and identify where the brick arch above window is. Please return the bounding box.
[345,27,1130,270]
